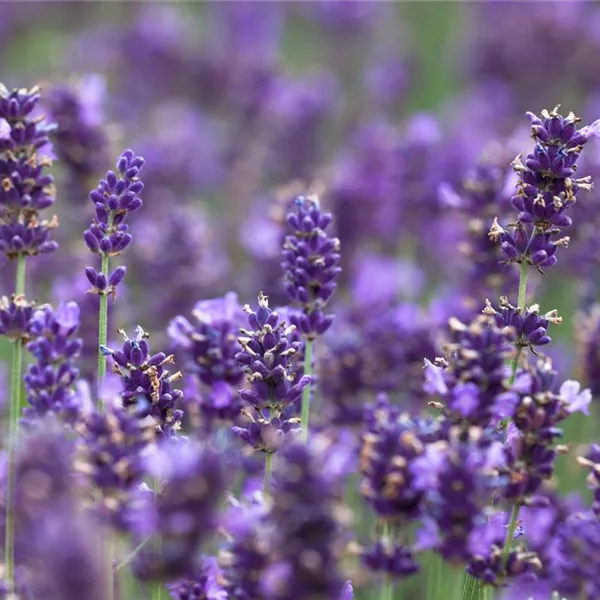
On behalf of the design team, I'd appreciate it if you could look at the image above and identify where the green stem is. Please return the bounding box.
[151,477,163,600]
[300,339,313,443]
[97,254,109,402]
[5,254,26,586]
[96,252,112,600]
[507,261,529,385]
[426,552,443,600]
[517,260,528,310]
[501,503,521,567]
[381,523,393,600]
[462,573,478,600]
[264,452,274,497]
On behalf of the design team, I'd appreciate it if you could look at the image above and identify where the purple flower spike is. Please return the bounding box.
[83,149,144,258]
[489,107,597,271]
[234,292,310,453]
[484,297,561,349]
[0,84,58,260]
[22,302,83,424]
[104,326,184,439]
[0,294,36,342]
[282,195,341,339]
[132,440,225,581]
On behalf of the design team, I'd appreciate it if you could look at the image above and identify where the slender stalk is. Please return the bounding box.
[300,338,313,443]
[426,552,443,600]
[97,253,109,401]
[5,254,26,586]
[501,502,520,567]
[381,522,393,600]
[151,476,163,600]
[264,452,274,497]
[95,252,112,600]
[462,571,478,600]
[507,261,529,385]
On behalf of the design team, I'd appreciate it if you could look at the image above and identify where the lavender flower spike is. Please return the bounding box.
[282,194,341,338]
[234,292,311,453]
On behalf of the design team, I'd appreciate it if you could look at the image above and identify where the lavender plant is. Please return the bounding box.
[281,195,341,441]
[0,83,57,588]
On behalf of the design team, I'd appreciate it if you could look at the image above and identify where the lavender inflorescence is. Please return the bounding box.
[282,195,341,339]
[234,292,310,453]
[83,149,144,296]
[102,326,184,438]
[23,301,83,423]
[489,107,599,271]
[0,84,58,260]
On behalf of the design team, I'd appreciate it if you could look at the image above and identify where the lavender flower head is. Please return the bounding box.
[0,84,58,259]
[261,438,348,600]
[132,440,226,581]
[282,195,341,338]
[490,107,600,271]
[424,314,515,427]
[484,296,561,350]
[23,301,83,423]
[168,292,245,429]
[75,403,154,529]
[233,293,311,453]
[167,555,227,600]
[0,294,36,342]
[101,326,184,438]
[83,149,144,296]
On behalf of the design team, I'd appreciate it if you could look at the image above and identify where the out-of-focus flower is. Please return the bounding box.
[167,555,228,600]
[169,292,245,431]
[132,440,226,581]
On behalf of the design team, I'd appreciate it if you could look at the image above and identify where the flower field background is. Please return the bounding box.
[1,2,600,600]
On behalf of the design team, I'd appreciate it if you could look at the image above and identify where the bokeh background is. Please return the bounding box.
[2,2,600,596]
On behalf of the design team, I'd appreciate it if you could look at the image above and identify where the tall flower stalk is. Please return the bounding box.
[83,150,144,600]
[0,84,58,587]
[83,149,144,402]
[281,195,341,441]
[460,109,600,600]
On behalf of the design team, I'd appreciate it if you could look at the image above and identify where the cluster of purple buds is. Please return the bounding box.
[44,79,110,179]
[359,394,438,578]
[13,420,107,600]
[504,359,591,505]
[132,441,225,581]
[168,292,246,429]
[101,326,184,438]
[424,315,515,428]
[578,444,600,518]
[415,426,506,565]
[75,404,154,529]
[483,296,561,350]
[0,294,37,342]
[465,513,541,586]
[489,107,599,271]
[0,84,58,259]
[282,195,341,338]
[166,555,227,600]
[233,293,311,453]
[83,149,144,296]
[22,301,82,423]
